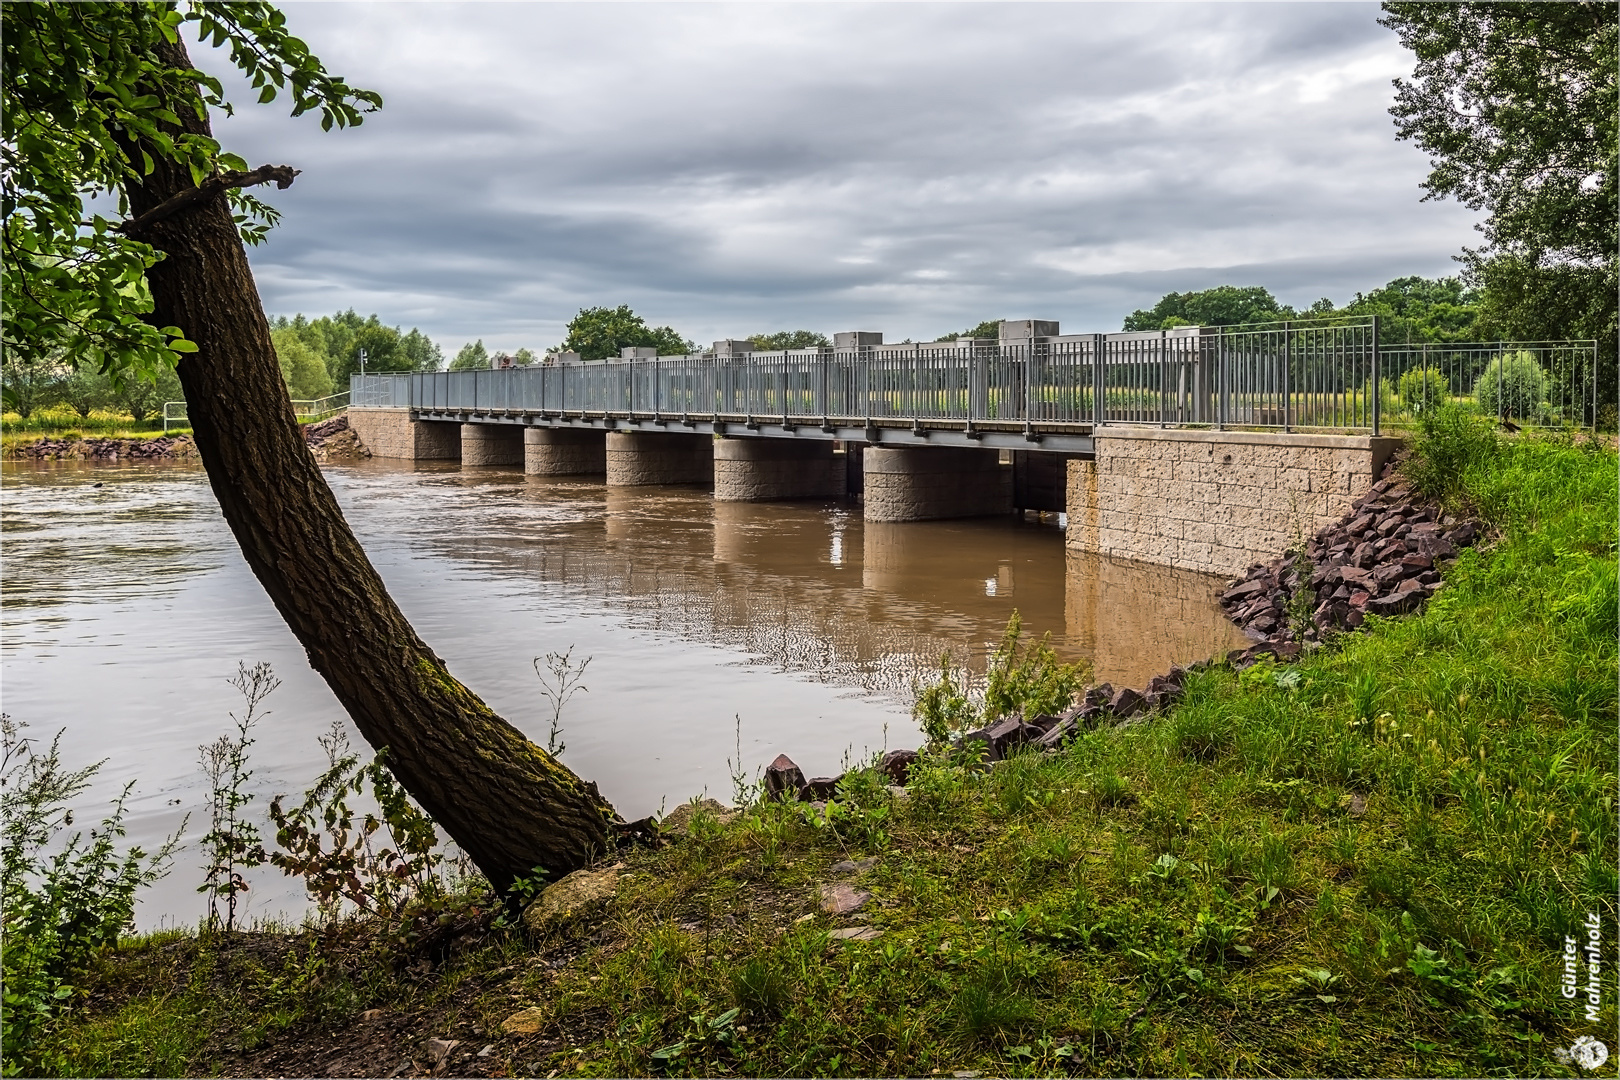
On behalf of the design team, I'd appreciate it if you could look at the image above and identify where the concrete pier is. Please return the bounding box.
[604,431,714,487]
[713,438,845,502]
[862,446,1013,522]
[460,423,523,466]
[524,427,606,476]
[348,409,460,461]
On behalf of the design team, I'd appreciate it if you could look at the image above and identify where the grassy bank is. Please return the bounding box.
[1,410,193,456]
[28,428,1618,1078]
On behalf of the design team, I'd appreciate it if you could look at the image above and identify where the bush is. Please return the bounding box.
[1473,350,1548,421]
[983,611,1089,721]
[1400,401,1499,506]
[1,718,180,1076]
[1395,366,1450,414]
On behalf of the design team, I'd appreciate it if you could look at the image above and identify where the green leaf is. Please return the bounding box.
[167,339,200,354]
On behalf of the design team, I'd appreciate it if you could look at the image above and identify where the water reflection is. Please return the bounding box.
[1,457,1244,928]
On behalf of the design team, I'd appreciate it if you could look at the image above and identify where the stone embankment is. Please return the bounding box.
[13,433,199,460]
[750,462,1482,810]
[1218,465,1481,668]
[303,414,370,462]
[8,413,369,462]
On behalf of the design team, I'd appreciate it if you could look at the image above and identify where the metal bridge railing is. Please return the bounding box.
[354,320,1599,436]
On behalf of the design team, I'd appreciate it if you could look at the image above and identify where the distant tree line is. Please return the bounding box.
[269,309,445,396]
[1122,277,1486,345]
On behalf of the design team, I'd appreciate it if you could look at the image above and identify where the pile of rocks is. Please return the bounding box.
[1219,470,1481,667]
[302,414,369,461]
[756,665,1200,804]
[16,434,196,460]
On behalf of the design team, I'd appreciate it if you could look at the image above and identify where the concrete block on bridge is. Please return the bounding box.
[524,427,606,476]
[862,446,1013,523]
[1066,428,1402,578]
[348,408,460,461]
[714,437,845,502]
[605,430,714,487]
[461,423,523,467]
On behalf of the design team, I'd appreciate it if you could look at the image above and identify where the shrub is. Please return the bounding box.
[1401,401,1499,505]
[1395,366,1450,414]
[982,611,1089,721]
[1473,350,1548,421]
[912,655,977,747]
[1,718,180,1075]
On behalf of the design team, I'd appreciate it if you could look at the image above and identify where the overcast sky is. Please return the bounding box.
[198,1,1482,355]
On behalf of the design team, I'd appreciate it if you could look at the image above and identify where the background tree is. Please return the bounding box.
[513,347,537,366]
[1123,286,1288,331]
[449,339,490,371]
[113,363,183,424]
[1309,276,1483,343]
[271,310,443,382]
[749,330,830,350]
[2,2,616,892]
[55,360,114,420]
[0,356,62,420]
[560,305,694,360]
[400,328,445,372]
[1382,1,1617,407]
[270,326,334,399]
[940,319,1004,341]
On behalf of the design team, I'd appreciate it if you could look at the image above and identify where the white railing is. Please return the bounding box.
[292,391,350,422]
[162,400,187,433]
[163,391,352,434]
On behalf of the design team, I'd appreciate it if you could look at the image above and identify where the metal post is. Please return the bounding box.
[1370,315,1381,436]
[1281,321,1292,433]
[1496,339,1504,425]
[1092,334,1105,427]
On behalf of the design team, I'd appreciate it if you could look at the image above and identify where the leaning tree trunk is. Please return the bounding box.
[120,38,616,893]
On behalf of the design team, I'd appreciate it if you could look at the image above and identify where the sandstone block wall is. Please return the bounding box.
[461,423,523,466]
[605,431,714,486]
[714,438,845,501]
[348,408,460,461]
[1065,428,1400,577]
[863,446,1013,522]
[525,427,606,475]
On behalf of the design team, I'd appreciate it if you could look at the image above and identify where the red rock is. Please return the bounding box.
[877,748,918,785]
[765,754,806,801]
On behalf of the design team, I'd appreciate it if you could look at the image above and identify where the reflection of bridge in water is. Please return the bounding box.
[402,476,1243,694]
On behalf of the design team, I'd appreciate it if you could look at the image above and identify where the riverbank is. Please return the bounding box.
[2,413,366,462]
[26,422,1618,1078]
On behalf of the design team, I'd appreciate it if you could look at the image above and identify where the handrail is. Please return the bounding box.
[292,390,350,421]
[351,322,1600,434]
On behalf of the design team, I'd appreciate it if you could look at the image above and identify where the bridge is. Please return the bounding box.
[348,317,1595,577]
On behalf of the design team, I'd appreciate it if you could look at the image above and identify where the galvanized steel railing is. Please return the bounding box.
[352,319,1599,435]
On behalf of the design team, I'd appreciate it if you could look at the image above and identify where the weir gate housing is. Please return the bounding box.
[350,317,1597,577]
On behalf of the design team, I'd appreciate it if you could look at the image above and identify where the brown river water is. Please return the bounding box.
[0,458,1243,928]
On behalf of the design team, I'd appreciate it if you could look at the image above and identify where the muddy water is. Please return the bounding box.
[0,458,1243,927]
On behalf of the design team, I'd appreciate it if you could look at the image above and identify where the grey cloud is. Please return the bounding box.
[192,2,1476,350]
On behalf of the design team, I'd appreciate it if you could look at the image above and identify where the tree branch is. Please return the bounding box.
[115,164,299,237]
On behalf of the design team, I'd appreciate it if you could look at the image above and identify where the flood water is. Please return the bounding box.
[0,458,1244,928]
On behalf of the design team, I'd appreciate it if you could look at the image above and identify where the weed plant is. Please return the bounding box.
[197,663,275,933]
[1,718,181,1076]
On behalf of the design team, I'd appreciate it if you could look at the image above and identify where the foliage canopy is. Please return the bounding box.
[560,305,694,361]
[1,2,380,388]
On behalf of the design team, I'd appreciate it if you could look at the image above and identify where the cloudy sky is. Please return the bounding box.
[198,1,1482,355]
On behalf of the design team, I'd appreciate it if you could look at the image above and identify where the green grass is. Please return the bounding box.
[33,431,1618,1078]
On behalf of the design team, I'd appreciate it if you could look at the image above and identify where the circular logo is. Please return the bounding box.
[1571,1036,1610,1071]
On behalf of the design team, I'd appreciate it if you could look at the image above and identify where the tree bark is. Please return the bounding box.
[123,37,616,893]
